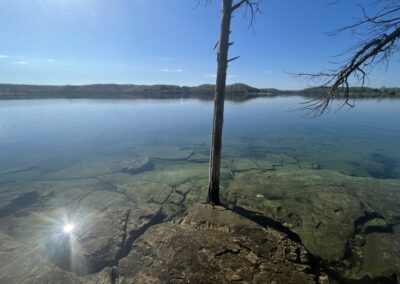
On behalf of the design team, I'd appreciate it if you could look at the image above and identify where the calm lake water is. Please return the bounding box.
[1,97,399,179]
[0,96,400,282]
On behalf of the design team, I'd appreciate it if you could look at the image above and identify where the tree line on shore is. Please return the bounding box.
[0,83,398,100]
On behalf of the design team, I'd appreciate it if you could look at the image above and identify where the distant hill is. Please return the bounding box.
[299,86,400,98]
[0,83,398,100]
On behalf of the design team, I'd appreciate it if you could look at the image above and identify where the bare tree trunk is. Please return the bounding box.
[207,0,232,205]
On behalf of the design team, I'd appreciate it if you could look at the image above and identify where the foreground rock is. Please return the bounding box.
[118,204,319,283]
[226,169,400,263]
[47,207,162,275]
[363,232,400,279]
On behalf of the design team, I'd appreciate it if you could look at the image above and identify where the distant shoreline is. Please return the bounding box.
[0,83,399,100]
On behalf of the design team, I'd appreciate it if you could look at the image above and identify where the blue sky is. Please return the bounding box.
[0,0,399,89]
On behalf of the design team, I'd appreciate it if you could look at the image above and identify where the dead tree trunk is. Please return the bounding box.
[207,0,233,205]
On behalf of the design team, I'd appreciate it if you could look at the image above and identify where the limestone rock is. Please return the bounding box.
[47,207,162,275]
[264,153,298,167]
[119,156,152,175]
[139,146,194,160]
[393,224,400,235]
[43,155,152,180]
[0,191,39,218]
[228,170,368,261]
[362,218,389,234]
[231,158,258,171]
[76,190,133,212]
[188,152,209,163]
[118,204,319,283]
[47,209,129,275]
[363,233,400,279]
[123,206,163,251]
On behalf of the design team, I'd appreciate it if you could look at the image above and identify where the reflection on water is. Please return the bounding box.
[0,97,399,282]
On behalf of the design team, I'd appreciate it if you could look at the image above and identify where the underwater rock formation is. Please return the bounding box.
[47,207,162,275]
[1,149,400,283]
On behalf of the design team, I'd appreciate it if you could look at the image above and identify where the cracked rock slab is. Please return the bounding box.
[48,209,129,275]
[47,207,161,276]
[118,204,319,283]
[43,155,152,180]
[119,156,152,175]
[138,146,194,161]
[363,233,400,279]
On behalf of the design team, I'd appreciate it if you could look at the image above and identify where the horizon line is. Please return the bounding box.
[0,82,399,91]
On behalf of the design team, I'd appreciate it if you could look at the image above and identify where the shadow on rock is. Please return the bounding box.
[0,191,39,218]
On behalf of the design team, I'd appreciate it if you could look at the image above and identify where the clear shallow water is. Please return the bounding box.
[0,97,399,179]
[0,97,400,282]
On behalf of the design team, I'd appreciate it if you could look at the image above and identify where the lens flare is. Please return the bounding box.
[62,223,76,234]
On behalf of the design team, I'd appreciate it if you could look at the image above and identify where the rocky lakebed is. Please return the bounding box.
[0,145,400,283]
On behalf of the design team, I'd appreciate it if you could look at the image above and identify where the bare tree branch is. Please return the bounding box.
[232,0,262,29]
[296,1,400,116]
[228,55,240,62]
[214,40,220,50]
[232,0,247,11]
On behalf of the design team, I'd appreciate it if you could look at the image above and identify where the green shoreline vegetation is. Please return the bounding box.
[0,83,399,100]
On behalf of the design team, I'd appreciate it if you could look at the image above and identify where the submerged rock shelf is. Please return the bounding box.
[0,147,399,283]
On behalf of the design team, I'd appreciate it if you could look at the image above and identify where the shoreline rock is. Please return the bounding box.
[118,204,320,283]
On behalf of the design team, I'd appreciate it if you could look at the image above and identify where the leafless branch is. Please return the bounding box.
[193,0,212,9]
[232,0,262,29]
[228,55,240,62]
[198,0,263,59]
[214,40,220,50]
[296,1,400,116]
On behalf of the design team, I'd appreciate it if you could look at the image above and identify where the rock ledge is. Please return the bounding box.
[118,204,319,283]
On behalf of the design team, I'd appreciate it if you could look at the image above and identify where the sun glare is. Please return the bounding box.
[62,223,76,234]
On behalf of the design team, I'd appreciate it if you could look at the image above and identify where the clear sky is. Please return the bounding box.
[0,0,399,89]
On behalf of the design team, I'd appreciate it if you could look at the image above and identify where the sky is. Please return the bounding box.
[0,0,399,89]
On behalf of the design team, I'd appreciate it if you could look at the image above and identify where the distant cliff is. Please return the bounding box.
[0,83,398,100]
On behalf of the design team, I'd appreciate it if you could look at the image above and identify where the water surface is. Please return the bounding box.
[0,97,399,281]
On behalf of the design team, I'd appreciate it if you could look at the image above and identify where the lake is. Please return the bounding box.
[0,97,399,282]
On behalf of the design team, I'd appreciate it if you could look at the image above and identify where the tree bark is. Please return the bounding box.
[207,0,232,205]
